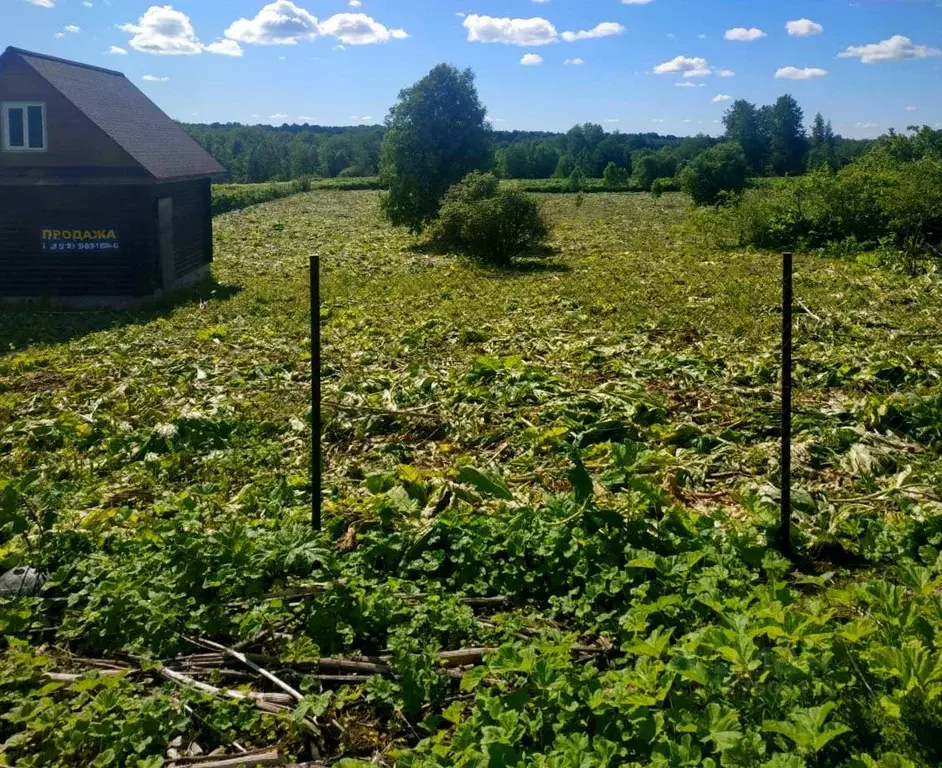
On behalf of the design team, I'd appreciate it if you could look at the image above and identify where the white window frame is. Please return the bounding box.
[1,102,47,152]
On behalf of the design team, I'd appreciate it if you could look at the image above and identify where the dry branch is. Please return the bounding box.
[322,400,440,421]
[44,670,127,683]
[168,751,285,768]
[159,666,296,707]
[189,638,304,703]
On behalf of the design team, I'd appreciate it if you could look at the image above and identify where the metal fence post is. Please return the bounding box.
[311,255,322,532]
[778,251,793,556]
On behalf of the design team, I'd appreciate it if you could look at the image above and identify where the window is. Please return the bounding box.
[2,102,46,152]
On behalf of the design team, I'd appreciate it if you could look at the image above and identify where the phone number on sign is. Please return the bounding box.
[43,241,120,252]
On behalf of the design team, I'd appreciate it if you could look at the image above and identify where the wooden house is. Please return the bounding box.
[0,47,226,305]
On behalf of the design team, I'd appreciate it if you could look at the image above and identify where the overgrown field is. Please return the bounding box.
[3,191,942,766]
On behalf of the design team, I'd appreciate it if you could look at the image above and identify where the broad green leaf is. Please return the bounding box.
[456,466,513,500]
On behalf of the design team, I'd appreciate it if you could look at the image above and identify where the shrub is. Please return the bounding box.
[650,177,678,198]
[716,134,942,261]
[602,162,630,190]
[679,142,749,206]
[428,172,551,265]
[565,168,585,193]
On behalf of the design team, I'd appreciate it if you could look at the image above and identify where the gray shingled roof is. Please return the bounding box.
[4,48,226,181]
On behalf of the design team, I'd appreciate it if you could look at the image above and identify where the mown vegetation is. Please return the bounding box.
[3,185,942,765]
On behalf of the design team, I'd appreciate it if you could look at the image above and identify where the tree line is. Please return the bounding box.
[183,99,873,186]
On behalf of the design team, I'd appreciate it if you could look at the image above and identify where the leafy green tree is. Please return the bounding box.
[632,147,679,191]
[554,153,576,179]
[566,168,585,193]
[288,136,319,178]
[679,142,749,205]
[380,64,492,233]
[603,161,630,189]
[723,100,769,174]
[766,95,807,176]
[807,113,837,171]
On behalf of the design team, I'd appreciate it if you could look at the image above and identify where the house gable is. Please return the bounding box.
[0,50,143,181]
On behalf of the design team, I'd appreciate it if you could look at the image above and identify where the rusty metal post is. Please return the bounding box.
[311,255,322,532]
[777,251,793,556]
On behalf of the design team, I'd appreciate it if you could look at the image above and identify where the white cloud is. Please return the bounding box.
[463,15,558,46]
[839,35,942,64]
[605,118,620,123]
[724,27,766,42]
[775,66,828,79]
[681,119,692,124]
[105,45,128,54]
[348,0,361,5]
[716,69,735,77]
[786,19,823,37]
[319,13,409,45]
[675,81,705,88]
[564,57,584,65]
[142,74,169,81]
[121,6,203,55]
[654,55,711,77]
[64,24,81,33]
[270,113,290,119]
[651,118,665,123]
[54,32,65,38]
[83,1,93,6]
[532,0,550,3]
[520,53,543,66]
[297,115,316,120]
[561,22,624,42]
[349,115,373,121]
[205,39,243,56]
[712,94,731,102]
[462,14,621,46]
[622,0,654,4]
[905,105,918,111]
[26,0,55,7]
[486,116,506,123]
[225,1,319,45]
[698,34,707,40]
[855,122,878,129]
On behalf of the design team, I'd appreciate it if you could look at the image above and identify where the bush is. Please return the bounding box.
[650,177,678,198]
[679,142,749,206]
[428,172,551,265]
[603,162,630,190]
[714,130,942,262]
[565,168,585,193]
[211,181,305,215]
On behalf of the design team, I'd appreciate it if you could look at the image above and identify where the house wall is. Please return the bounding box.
[0,184,157,297]
[0,179,213,300]
[152,178,213,279]
[0,54,142,181]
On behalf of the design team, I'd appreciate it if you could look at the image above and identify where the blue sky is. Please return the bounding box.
[6,0,942,137]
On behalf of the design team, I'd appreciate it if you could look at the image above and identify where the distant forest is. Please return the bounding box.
[183,97,875,185]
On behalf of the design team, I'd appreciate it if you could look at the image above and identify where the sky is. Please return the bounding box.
[5,0,942,138]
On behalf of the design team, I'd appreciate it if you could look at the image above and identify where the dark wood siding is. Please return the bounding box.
[0,184,156,297]
[152,179,213,279]
[0,55,140,180]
